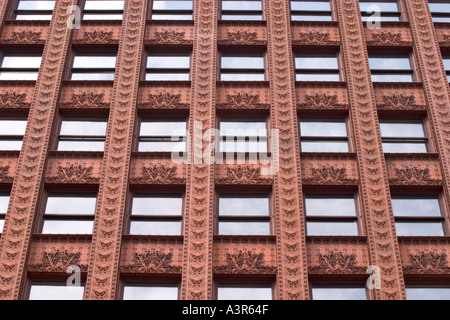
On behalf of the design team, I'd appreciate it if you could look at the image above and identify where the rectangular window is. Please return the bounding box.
[380,120,429,153]
[83,0,124,20]
[305,195,359,236]
[369,54,414,82]
[150,0,193,20]
[290,1,332,21]
[429,1,450,23]
[14,0,55,20]
[311,286,367,300]
[359,1,401,22]
[392,196,445,236]
[443,55,450,82]
[221,0,263,21]
[146,53,191,81]
[123,284,179,300]
[0,54,42,80]
[138,119,186,152]
[220,53,265,81]
[217,194,270,235]
[406,286,450,300]
[57,118,107,151]
[217,284,273,300]
[219,119,268,153]
[130,194,184,235]
[299,119,349,153]
[29,283,84,300]
[41,194,97,234]
[0,193,10,233]
[71,54,117,81]
[0,118,27,151]
[295,54,340,81]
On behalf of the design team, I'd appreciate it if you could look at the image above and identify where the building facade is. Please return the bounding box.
[0,0,449,300]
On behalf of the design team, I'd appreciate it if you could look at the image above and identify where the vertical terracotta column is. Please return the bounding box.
[0,0,78,300]
[83,0,148,300]
[335,0,406,300]
[404,1,450,224]
[181,0,217,300]
[265,0,309,300]
[0,0,12,29]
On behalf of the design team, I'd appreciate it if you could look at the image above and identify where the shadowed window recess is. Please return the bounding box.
[219,119,268,153]
[129,194,184,235]
[146,53,191,81]
[369,54,415,82]
[70,53,117,81]
[299,118,349,153]
[380,120,429,153]
[57,118,107,151]
[40,193,97,234]
[220,53,265,81]
[138,119,187,152]
[295,54,340,81]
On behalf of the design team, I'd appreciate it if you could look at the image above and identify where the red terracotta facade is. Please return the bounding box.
[0,0,448,300]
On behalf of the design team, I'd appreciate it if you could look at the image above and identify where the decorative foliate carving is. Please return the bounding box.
[0,166,12,183]
[46,164,99,184]
[303,165,358,185]
[296,31,334,45]
[389,166,442,185]
[309,251,367,274]
[59,92,110,109]
[78,30,115,44]
[6,31,43,44]
[138,93,189,109]
[217,93,270,109]
[223,31,266,45]
[404,251,450,274]
[130,165,185,184]
[297,93,348,109]
[213,250,276,274]
[153,30,190,44]
[216,166,273,184]
[120,250,181,274]
[368,31,409,46]
[378,94,426,111]
[28,250,88,272]
[0,92,30,109]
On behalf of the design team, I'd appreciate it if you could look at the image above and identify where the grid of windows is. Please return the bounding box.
[295,54,340,81]
[0,54,42,80]
[14,0,55,20]
[359,0,401,22]
[70,53,117,81]
[150,0,193,20]
[369,54,414,82]
[299,118,349,152]
[57,118,108,151]
[82,0,124,20]
[219,119,268,153]
[138,119,187,152]
[380,120,429,153]
[220,53,265,81]
[290,1,333,21]
[220,0,263,21]
[146,53,191,81]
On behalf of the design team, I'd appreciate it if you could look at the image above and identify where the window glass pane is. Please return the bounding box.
[370,74,413,82]
[221,15,263,20]
[395,222,445,236]
[295,74,340,81]
[153,0,193,10]
[307,222,358,236]
[147,56,190,69]
[29,285,84,300]
[429,3,450,13]
[220,140,267,153]
[221,56,265,69]
[220,121,267,137]
[16,14,53,20]
[220,73,265,81]
[138,141,186,152]
[443,58,450,70]
[312,287,366,300]
[291,15,332,21]
[71,73,115,81]
[123,286,178,300]
[361,16,400,21]
[217,287,272,300]
[369,57,411,70]
[380,122,425,138]
[60,120,107,136]
[382,142,428,153]
[41,220,94,234]
[2,56,42,68]
[359,2,399,12]
[140,121,186,136]
[0,195,10,213]
[406,287,450,300]
[0,219,4,232]
[129,221,182,235]
[219,222,270,235]
[219,196,269,216]
[57,141,105,151]
[0,72,39,80]
[305,197,356,216]
[151,14,193,20]
[0,120,27,135]
[301,141,349,152]
[432,17,450,22]
[0,140,23,150]
[300,121,346,137]
[45,195,97,215]
[291,1,331,11]
[73,56,116,69]
[222,1,262,10]
[132,196,183,215]
[295,57,338,69]
[392,198,441,217]
[145,73,190,81]
[84,0,124,9]
[18,1,56,10]
[83,14,123,20]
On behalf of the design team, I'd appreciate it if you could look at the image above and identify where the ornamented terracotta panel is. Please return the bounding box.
[386,155,443,186]
[137,84,191,110]
[0,86,35,110]
[301,154,359,186]
[83,0,148,300]
[336,0,406,300]
[1,23,48,44]
[374,84,428,111]
[291,23,340,46]
[0,154,19,184]
[266,0,309,300]
[218,22,267,46]
[217,84,271,110]
[129,159,186,185]
[72,23,121,44]
[296,83,350,111]
[365,24,412,47]
[58,84,113,110]
[45,157,103,184]
[215,164,274,185]
[0,0,78,300]
[146,22,194,45]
